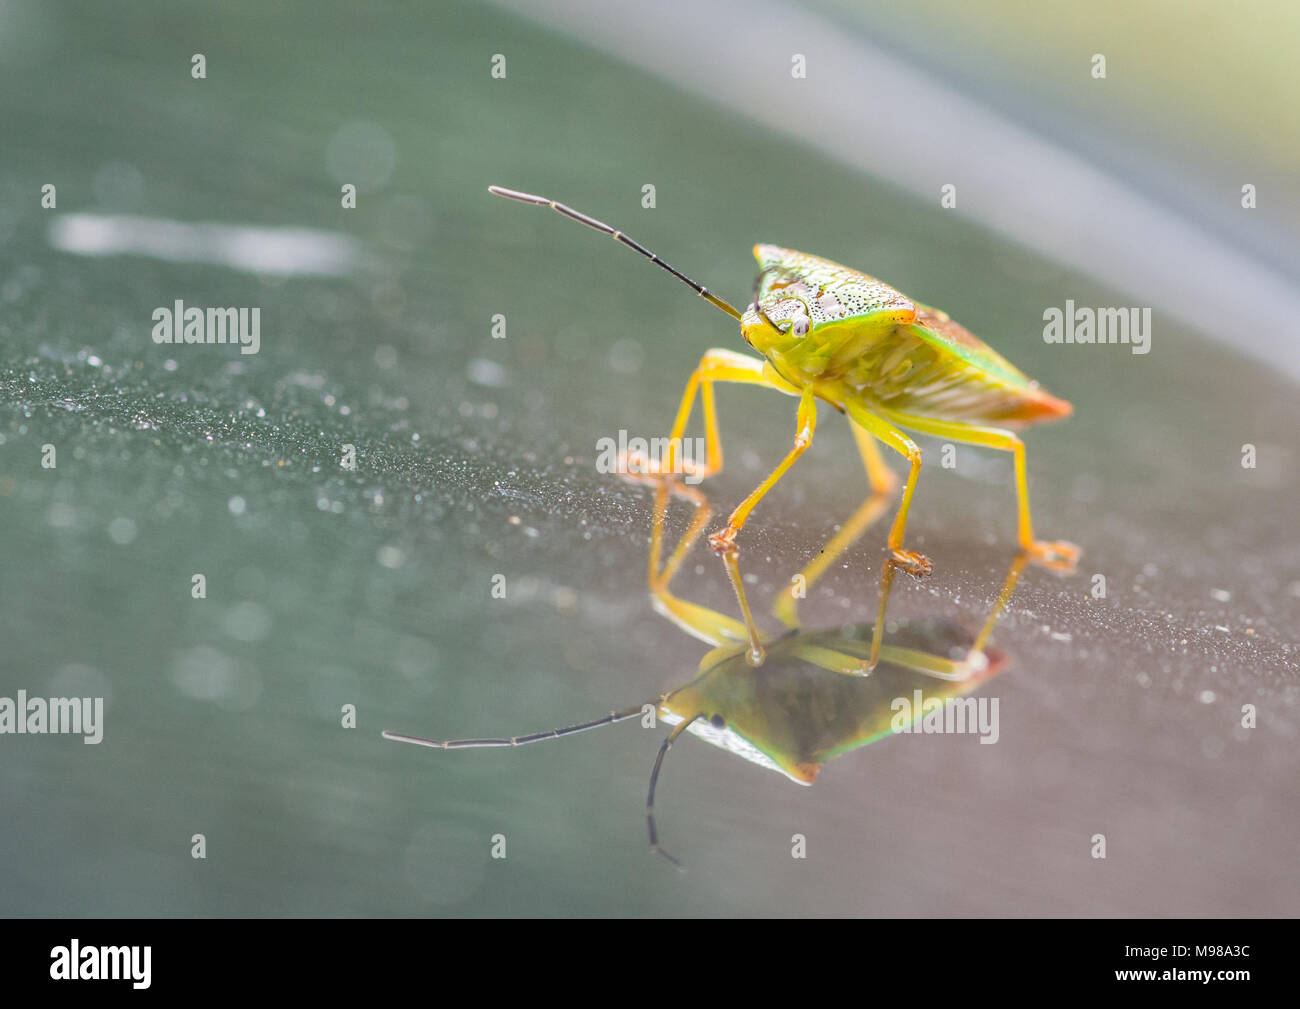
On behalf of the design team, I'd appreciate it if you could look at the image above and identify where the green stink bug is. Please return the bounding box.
[487,185,1080,580]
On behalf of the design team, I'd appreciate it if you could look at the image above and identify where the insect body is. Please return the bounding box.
[489,186,1081,577]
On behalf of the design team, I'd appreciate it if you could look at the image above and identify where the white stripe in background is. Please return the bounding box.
[48,214,363,278]
[493,0,1300,380]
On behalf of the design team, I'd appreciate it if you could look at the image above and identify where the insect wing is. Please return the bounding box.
[908,304,1030,387]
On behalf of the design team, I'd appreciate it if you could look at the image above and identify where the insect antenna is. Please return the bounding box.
[382,699,658,750]
[646,714,700,872]
[489,185,744,323]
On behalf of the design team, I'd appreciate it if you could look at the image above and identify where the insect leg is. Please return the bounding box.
[645,479,752,649]
[803,547,1030,678]
[708,387,817,555]
[870,410,1080,572]
[718,546,767,666]
[877,545,1032,674]
[850,418,900,496]
[772,489,892,628]
[704,388,817,663]
[625,348,773,480]
[786,641,874,676]
[791,635,975,680]
[771,418,899,627]
[843,402,931,576]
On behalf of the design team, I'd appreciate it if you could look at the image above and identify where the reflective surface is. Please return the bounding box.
[0,1,1296,916]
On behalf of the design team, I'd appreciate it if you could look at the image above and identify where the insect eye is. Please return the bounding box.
[792,316,810,337]
[709,714,725,729]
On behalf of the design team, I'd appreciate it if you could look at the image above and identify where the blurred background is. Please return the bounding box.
[0,0,1296,916]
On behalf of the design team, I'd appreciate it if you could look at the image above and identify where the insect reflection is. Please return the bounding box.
[385,477,1031,869]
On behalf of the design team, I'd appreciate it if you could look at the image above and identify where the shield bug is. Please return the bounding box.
[487,185,1080,578]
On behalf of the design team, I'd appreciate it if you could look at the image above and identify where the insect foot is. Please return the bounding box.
[708,525,738,555]
[1026,539,1081,574]
[890,548,933,578]
[614,448,712,486]
[614,448,661,486]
